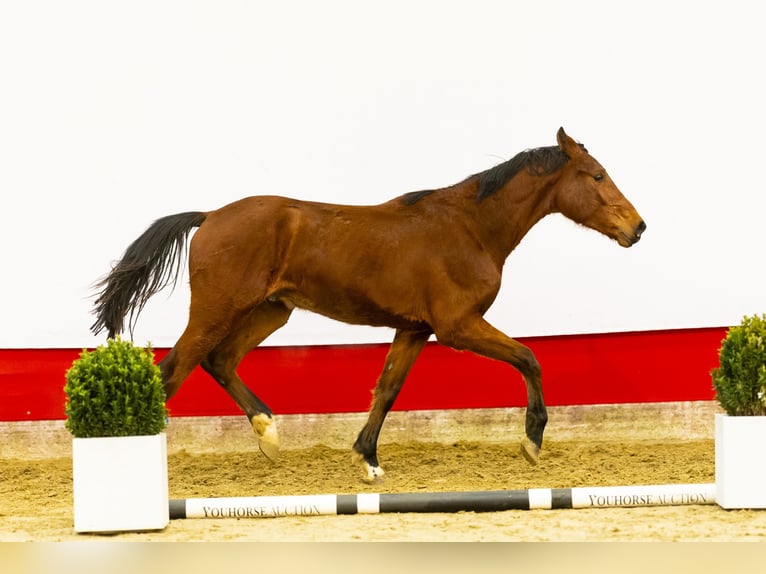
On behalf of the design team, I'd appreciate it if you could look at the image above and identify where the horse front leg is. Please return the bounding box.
[435,316,547,466]
[353,328,431,483]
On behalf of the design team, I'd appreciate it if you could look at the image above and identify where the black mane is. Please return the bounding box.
[402,143,585,205]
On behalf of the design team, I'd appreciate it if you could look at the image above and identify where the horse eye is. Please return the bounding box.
[594,173,604,182]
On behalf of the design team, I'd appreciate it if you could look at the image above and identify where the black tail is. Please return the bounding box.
[91,211,207,339]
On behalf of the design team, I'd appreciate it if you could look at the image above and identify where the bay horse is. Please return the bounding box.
[91,128,645,482]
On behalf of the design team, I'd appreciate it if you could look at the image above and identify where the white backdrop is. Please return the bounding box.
[1,0,764,348]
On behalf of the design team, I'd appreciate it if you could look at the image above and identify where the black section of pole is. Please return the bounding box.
[551,488,573,509]
[336,494,358,515]
[169,499,187,519]
[378,490,530,513]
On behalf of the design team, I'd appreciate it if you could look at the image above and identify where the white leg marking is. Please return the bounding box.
[353,451,385,483]
[363,462,385,484]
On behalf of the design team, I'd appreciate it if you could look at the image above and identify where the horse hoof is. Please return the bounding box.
[520,437,540,466]
[362,464,385,484]
[258,428,280,462]
[352,452,385,484]
[251,413,280,461]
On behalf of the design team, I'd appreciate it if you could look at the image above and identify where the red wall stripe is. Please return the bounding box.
[0,327,726,422]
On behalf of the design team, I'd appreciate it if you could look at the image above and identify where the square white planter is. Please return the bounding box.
[72,433,169,533]
[715,413,766,509]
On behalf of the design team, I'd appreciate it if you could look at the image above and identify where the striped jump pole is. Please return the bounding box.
[169,483,716,519]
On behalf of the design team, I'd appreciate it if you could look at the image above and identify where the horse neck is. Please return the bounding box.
[468,172,558,265]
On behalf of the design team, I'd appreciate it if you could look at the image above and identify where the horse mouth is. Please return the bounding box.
[616,220,646,247]
[617,232,639,247]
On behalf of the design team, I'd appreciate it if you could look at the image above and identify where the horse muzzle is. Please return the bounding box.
[618,219,647,247]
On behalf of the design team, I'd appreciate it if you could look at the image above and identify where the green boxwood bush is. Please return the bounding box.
[64,338,167,438]
[711,314,766,416]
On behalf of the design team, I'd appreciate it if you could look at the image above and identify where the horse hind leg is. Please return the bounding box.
[353,329,430,483]
[200,301,293,461]
[159,320,232,401]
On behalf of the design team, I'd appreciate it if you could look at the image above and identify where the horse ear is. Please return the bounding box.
[556,127,582,158]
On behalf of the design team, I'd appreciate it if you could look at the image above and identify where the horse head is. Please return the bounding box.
[553,127,646,247]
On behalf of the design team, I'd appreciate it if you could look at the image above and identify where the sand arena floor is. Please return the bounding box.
[2,402,766,541]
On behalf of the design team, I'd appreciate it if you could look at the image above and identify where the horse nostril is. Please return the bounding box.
[635,220,647,237]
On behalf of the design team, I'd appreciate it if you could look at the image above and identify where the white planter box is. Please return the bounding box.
[72,433,169,533]
[715,413,766,509]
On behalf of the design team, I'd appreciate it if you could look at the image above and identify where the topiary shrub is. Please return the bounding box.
[64,338,167,438]
[711,314,766,416]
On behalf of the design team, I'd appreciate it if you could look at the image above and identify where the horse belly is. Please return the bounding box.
[273,287,428,331]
